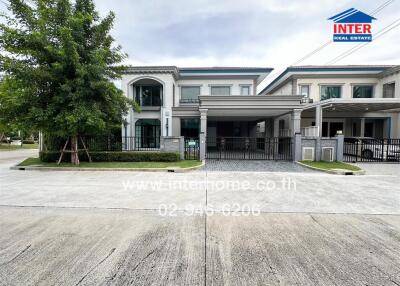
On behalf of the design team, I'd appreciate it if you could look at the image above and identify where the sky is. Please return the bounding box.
[1,0,400,89]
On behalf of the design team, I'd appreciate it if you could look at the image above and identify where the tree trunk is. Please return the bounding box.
[71,135,80,165]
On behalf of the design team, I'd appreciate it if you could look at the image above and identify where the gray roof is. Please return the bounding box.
[260,65,396,95]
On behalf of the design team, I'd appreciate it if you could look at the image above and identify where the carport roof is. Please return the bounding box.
[302,98,400,113]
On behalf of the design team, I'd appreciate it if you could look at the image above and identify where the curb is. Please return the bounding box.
[295,161,365,175]
[10,160,205,173]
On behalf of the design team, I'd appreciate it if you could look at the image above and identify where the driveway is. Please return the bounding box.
[0,151,400,285]
[201,159,316,172]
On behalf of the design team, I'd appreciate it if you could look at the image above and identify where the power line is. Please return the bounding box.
[290,0,396,66]
[326,17,400,64]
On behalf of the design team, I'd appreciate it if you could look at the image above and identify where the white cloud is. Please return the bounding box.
[97,0,400,85]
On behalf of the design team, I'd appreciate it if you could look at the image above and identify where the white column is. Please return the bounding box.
[291,109,302,136]
[273,117,280,137]
[360,118,365,137]
[200,108,208,136]
[315,104,323,137]
[199,109,208,161]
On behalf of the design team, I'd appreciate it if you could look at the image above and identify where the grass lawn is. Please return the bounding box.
[18,157,202,169]
[300,161,361,171]
[0,143,39,150]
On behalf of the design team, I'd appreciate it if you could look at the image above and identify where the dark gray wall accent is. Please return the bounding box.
[160,136,184,160]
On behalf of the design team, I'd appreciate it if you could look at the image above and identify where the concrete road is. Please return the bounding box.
[1,151,400,285]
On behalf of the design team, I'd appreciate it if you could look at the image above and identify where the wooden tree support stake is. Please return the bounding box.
[80,136,92,163]
[57,138,70,165]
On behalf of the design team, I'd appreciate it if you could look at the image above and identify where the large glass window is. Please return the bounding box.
[383,83,395,98]
[181,86,200,103]
[135,85,162,107]
[353,85,373,98]
[135,119,160,148]
[181,118,200,137]
[320,86,341,101]
[211,86,231,96]
[240,85,251,95]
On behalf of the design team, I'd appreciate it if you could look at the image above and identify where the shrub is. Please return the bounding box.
[40,151,180,163]
[22,140,35,144]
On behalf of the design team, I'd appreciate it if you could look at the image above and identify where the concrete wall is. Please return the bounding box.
[295,135,343,162]
[160,136,185,160]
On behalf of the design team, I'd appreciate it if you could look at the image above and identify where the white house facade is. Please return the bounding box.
[121,65,400,162]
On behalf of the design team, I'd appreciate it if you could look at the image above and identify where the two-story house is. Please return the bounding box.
[121,66,303,150]
[121,65,400,161]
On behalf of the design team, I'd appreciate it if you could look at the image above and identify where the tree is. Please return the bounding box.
[0,0,139,164]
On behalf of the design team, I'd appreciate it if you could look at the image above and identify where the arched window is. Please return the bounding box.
[135,119,161,149]
[132,79,163,107]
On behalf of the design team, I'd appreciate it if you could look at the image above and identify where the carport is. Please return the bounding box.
[198,95,303,160]
[301,98,400,163]
[301,98,400,138]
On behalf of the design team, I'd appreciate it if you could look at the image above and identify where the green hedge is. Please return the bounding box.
[40,151,180,163]
[22,140,35,144]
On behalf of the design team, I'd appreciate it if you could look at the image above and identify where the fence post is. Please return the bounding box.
[199,133,206,161]
[336,134,344,162]
[293,133,302,162]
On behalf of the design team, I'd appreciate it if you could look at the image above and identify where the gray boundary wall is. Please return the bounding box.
[160,136,185,160]
[293,134,344,162]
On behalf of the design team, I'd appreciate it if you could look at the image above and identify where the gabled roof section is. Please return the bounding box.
[328,8,376,23]
[260,65,394,95]
[379,65,400,78]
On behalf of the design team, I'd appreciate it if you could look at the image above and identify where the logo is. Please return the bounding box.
[328,8,376,42]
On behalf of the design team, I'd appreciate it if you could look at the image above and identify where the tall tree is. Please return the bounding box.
[0,0,138,164]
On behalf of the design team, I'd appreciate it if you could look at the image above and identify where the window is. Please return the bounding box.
[320,86,341,101]
[299,85,310,97]
[353,85,373,98]
[181,86,200,103]
[181,118,200,137]
[240,85,251,95]
[135,85,162,107]
[210,86,231,96]
[135,119,161,148]
[383,83,395,98]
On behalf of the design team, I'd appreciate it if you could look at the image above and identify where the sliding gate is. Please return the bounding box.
[206,137,292,160]
[344,138,400,162]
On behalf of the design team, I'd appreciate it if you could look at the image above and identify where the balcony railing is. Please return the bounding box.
[302,126,319,137]
[180,98,200,104]
[279,129,292,137]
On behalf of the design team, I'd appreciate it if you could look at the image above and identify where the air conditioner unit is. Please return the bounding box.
[322,147,334,162]
[302,147,315,161]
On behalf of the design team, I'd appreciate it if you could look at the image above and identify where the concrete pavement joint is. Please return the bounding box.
[1,205,400,216]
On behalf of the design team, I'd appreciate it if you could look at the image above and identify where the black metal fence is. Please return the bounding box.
[184,137,200,160]
[206,137,292,160]
[43,135,160,152]
[344,138,400,162]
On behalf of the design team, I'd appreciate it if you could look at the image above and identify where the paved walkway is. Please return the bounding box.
[1,150,400,285]
[201,159,316,172]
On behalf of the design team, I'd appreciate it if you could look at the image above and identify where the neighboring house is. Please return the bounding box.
[259,65,400,138]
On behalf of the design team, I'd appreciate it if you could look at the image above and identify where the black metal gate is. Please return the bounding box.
[206,137,292,160]
[344,138,400,162]
[184,137,200,160]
